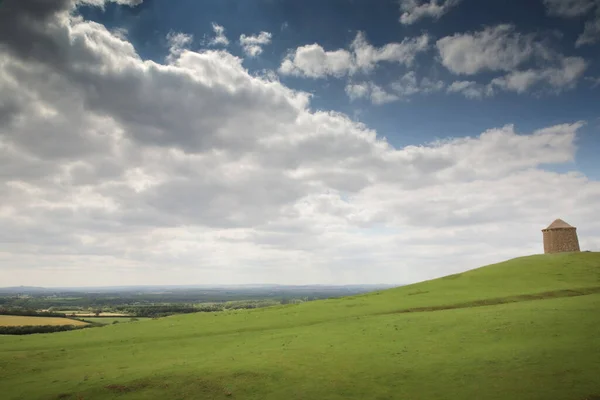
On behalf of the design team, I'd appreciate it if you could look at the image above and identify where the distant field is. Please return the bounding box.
[0,315,88,327]
[80,317,145,325]
[56,312,129,317]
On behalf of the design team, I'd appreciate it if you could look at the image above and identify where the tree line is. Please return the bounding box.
[0,307,67,318]
[113,299,286,317]
[0,325,89,335]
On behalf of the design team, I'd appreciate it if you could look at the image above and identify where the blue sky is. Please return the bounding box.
[1,0,599,286]
[79,0,600,176]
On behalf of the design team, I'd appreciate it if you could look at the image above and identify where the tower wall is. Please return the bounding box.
[542,228,580,254]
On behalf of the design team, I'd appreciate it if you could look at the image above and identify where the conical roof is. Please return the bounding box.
[544,218,576,230]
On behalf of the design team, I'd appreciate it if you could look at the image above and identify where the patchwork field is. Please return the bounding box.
[0,315,89,327]
[0,252,599,400]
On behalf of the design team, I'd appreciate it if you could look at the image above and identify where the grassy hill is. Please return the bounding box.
[0,252,599,400]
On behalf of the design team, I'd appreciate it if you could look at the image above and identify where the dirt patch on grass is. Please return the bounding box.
[105,382,149,393]
[98,374,243,398]
[407,290,429,296]
[53,394,84,400]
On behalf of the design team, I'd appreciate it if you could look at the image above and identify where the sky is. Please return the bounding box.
[0,0,599,287]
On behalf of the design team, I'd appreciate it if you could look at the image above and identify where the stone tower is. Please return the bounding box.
[542,219,580,254]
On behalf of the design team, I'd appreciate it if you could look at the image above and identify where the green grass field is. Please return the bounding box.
[0,252,599,400]
[0,315,89,327]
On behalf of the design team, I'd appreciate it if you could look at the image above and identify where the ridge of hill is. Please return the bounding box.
[0,252,599,400]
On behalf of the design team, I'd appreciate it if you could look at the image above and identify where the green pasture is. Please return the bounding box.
[0,252,598,400]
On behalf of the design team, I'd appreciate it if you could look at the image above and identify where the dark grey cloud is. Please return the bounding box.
[0,0,73,66]
[1,0,303,153]
[0,97,21,126]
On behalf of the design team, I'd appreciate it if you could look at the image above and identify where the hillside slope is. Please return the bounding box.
[1,252,599,400]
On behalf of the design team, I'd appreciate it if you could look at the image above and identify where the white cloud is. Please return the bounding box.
[239,31,272,57]
[166,31,193,62]
[421,77,446,92]
[447,56,587,98]
[391,71,445,97]
[208,23,229,47]
[447,81,494,99]
[436,24,550,75]
[0,0,599,286]
[543,0,600,47]
[491,57,588,93]
[345,82,399,104]
[576,13,600,46]
[543,0,597,17]
[351,31,430,71]
[279,32,429,78]
[437,24,588,96]
[399,0,462,25]
[347,72,444,104]
[368,84,400,105]
[345,82,371,100]
[280,45,354,78]
[491,71,539,94]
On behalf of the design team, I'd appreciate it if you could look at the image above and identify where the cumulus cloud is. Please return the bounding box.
[1,0,599,286]
[491,57,588,93]
[437,24,588,96]
[346,72,444,104]
[436,24,551,75]
[279,32,429,78]
[345,82,372,100]
[279,45,354,78]
[208,23,229,46]
[446,81,493,99]
[352,31,430,71]
[239,31,272,57]
[345,82,399,104]
[166,31,193,62]
[399,0,462,25]
[391,71,445,96]
[543,0,597,17]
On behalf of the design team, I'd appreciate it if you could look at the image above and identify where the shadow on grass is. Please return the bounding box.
[384,286,600,315]
[52,369,279,400]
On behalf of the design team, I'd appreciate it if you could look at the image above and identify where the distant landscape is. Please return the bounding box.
[1,252,599,399]
[0,284,393,334]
